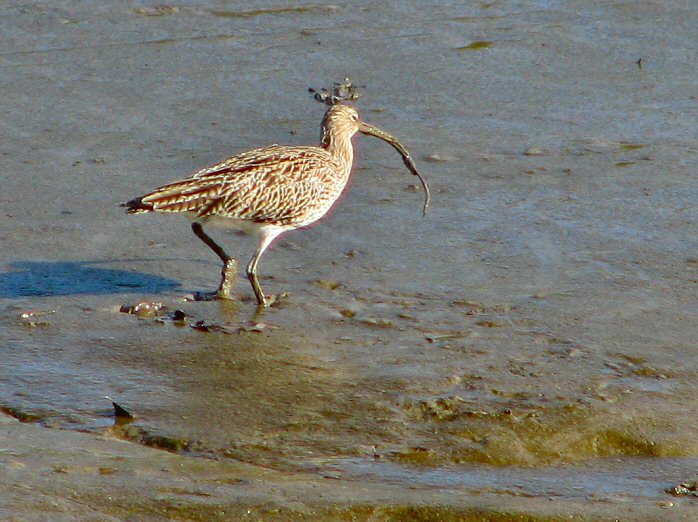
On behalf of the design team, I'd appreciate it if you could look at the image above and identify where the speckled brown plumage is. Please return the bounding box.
[127,146,349,227]
[124,104,427,307]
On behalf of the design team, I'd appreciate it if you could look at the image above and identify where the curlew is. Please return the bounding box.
[123,104,429,307]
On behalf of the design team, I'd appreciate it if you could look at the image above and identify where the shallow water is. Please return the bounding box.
[1,1,698,519]
[337,456,698,500]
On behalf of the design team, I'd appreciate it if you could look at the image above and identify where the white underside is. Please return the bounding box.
[187,212,288,239]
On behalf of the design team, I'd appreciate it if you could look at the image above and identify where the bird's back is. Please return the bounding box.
[125,144,351,228]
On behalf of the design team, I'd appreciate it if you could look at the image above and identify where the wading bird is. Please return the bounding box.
[123,104,429,307]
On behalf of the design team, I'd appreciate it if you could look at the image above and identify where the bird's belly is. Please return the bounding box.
[189,213,269,236]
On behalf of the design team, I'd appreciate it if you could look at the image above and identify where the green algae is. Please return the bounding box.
[456,41,494,50]
[209,6,323,18]
[69,498,582,522]
[1,406,42,423]
[399,396,698,467]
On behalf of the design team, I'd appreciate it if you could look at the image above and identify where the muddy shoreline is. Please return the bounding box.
[2,1,698,520]
[3,414,692,521]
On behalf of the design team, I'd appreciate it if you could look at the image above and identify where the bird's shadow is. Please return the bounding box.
[0,260,180,298]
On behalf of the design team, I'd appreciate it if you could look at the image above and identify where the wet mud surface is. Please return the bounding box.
[2,1,698,520]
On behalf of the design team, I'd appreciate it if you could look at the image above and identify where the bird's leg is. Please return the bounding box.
[246,230,283,307]
[191,222,238,299]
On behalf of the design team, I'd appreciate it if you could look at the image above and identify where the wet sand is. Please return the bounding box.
[4,412,695,521]
[2,1,698,520]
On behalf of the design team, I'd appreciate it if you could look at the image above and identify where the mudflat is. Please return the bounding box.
[1,2,697,520]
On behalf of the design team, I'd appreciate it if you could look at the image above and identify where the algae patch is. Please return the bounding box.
[456,41,494,50]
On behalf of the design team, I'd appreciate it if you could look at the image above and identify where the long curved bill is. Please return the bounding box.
[359,122,431,216]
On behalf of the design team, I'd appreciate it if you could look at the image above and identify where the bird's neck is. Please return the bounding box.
[321,129,355,174]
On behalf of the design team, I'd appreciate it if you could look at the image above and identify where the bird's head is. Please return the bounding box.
[320,103,431,215]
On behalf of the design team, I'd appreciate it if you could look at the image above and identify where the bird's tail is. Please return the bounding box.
[122,177,224,216]
[121,196,154,214]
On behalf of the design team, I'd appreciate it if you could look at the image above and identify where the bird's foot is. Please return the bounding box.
[190,288,239,301]
[250,291,288,309]
[216,281,237,300]
[192,260,239,301]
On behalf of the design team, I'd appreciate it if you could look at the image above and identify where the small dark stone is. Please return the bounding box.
[112,401,134,419]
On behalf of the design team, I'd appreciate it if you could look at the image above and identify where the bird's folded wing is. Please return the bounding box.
[138,145,340,225]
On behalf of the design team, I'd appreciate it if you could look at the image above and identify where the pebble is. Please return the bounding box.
[424,153,452,163]
[523,146,547,156]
